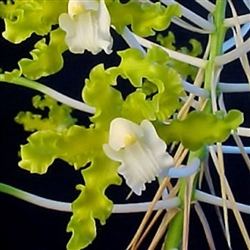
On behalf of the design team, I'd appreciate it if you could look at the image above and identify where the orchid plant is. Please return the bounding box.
[0,0,249,249]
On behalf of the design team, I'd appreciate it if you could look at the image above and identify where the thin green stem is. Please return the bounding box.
[1,183,249,214]
[163,178,185,250]
[0,74,95,113]
[164,2,228,248]
[0,183,181,213]
[0,183,71,212]
[204,0,227,91]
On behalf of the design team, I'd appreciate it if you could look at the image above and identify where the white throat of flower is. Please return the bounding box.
[103,118,200,195]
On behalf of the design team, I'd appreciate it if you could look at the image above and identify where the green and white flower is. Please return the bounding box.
[59,0,113,54]
[103,118,199,195]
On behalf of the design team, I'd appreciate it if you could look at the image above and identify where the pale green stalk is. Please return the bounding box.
[0,183,180,213]
[0,183,71,212]
[164,1,227,249]
[0,74,95,113]
[219,82,250,92]
[195,0,215,12]
[216,37,250,65]
[213,145,250,154]
[160,0,215,31]
[1,183,249,214]
[131,33,207,68]
[225,14,250,26]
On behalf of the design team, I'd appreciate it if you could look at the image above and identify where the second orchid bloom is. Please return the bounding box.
[103,118,200,195]
[59,0,113,54]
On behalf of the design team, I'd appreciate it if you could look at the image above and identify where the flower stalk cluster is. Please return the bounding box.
[0,0,249,249]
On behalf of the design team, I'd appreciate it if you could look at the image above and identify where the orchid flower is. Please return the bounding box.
[103,118,200,195]
[59,0,113,54]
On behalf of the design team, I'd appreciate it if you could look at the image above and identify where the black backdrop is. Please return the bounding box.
[0,1,250,249]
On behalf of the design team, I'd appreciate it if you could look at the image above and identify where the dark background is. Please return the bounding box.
[0,1,249,249]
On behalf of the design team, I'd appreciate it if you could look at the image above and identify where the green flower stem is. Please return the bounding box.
[164,2,228,246]
[0,74,95,113]
[216,37,250,66]
[195,190,250,214]
[224,15,250,27]
[121,27,146,55]
[236,127,250,137]
[204,0,227,92]
[163,211,183,249]
[160,0,215,31]
[163,178,186,250]
[132,32,207,68]
[181,80,209,97]
[0,183,180,213]
[181,80,250,96]
[213,145,250,154]
[223,23,250,52]
[0,183,71,212]
[113,199,180,213]
[195,0,215,12]
[243,0,250,10]
[1,183,249,214]
[219,82,250,92]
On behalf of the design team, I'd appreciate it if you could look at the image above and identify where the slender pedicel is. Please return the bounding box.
[237,127,250,137]
[0,75,95,114]
[242,0,250,10]
[0,183,71,212]
[219,82,250,92]
[195,0,215,12]
[223,23,250,52]
[1,183,249,214]
[228,0,250,83]
[171,17,211,34]
[216,37,250,65]
[195,190,250,215]
[121,27,146,55]
[132,33,207,68]
[224,14,250,26]
[112,198,180,213]
[181,80,209,97]
[0,183,180,213]
[232,133,250,170]
[160,0,215,31]
[212,145,250,154]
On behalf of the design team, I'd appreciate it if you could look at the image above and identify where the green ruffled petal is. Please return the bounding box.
[157,32,202,80]
[107,0,181,36]
[155,110,243,150]
[18,28,67,79]
[82,64,124,129]
[18,123,108,173]
[18,130,62,174]
[58,126,107,169]
[67,154,121,250]
[1,0,68,43]
[15,95,77,132]
[111,47,184,122]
